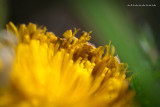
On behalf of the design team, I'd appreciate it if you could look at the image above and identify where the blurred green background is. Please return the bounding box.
[1,0,160,106]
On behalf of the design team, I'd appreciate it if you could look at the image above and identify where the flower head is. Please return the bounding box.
[0,22,134,107]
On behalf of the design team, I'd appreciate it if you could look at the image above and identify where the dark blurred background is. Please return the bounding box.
[1,0,160,106]
[6,0,160,49]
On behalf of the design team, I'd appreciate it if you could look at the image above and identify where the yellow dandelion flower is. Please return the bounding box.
[0,22,134,107]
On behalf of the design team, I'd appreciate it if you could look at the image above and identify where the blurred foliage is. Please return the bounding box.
[67,0,160,106]
[0,0,7,29]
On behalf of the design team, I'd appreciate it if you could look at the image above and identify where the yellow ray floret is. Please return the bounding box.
[0,22,134,107]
